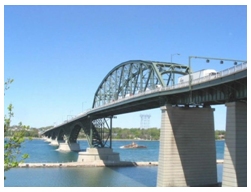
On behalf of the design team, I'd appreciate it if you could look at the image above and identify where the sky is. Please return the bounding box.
[2,3,248,130]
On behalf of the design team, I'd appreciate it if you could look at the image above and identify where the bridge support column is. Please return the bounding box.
[222,101,247,187]
[77,148,120,162]
[157,105,217,187]
[58,142,80,152]
[50,139,59,146]
[45,137,52,143]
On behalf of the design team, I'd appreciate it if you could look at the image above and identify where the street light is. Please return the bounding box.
[192,56,246,65]
[171,53,180,85]
[188,56,246,105]
[188,56,194,104]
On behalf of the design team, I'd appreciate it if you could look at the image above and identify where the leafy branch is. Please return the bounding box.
[4,79,30,179]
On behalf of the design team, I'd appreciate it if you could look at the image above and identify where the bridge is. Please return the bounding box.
[42,58,247,187]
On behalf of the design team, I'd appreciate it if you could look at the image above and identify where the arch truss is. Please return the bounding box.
[93,60,189,108]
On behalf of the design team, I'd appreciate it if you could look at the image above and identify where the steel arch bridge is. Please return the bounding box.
[92,60,189,108]
[43,60,190,148]
[42,59,247,150]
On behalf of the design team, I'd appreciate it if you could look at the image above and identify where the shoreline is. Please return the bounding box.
[26,138,225,142]
[18,159,224,168]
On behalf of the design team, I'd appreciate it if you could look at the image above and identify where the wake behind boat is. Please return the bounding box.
[120,142,147,149]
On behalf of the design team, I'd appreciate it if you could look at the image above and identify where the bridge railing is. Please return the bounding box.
[191,62,247,86]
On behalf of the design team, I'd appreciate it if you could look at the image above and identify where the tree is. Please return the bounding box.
[4,79,30,179]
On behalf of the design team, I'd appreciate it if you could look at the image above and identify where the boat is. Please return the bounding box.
[120,142,147,149]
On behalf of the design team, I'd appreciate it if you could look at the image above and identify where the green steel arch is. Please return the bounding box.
[92,60,189,108]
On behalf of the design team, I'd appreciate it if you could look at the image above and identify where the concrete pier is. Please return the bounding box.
[222,101,247,187]
[45,137,52,142]
[50,139,59,146]
[58,142,80,151]
[18,160,223,168]
[77,148,120,162]
[157,105,217,187]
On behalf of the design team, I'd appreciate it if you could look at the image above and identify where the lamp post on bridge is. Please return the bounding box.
[188,56,247,105]
[171,53,180,85]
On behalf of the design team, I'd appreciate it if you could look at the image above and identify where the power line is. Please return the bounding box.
[140,114,151,129]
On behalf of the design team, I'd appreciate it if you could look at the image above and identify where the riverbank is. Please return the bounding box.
[18,160,224,168]
[18,161,158,168]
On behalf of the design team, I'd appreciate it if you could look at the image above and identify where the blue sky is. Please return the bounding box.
[3,4,247,130]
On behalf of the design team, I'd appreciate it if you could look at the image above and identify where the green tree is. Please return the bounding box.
[4,79,30,179]
[215,130,225,140]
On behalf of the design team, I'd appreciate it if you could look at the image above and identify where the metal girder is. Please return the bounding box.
[92,60,189,108]
[166,77,247,105]
[91,117,113,148]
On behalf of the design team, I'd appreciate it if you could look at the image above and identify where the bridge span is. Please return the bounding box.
[42,59,247,187]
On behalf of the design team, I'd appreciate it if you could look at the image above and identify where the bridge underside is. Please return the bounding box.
[172,74,247,106]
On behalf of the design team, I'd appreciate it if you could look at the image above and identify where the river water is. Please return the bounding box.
[4,139,225,187]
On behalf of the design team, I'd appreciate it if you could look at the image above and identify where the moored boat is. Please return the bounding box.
[120,142,147,149]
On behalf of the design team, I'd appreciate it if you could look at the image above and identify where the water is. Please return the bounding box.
[4,139,224,187]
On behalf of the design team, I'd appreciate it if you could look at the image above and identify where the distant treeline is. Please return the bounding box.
[112,127,160,140]
[215,130,226,140]
[5,127,40,138]
[5,126,225,140]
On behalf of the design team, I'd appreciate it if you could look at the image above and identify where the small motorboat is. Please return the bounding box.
[120,142,147,149]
